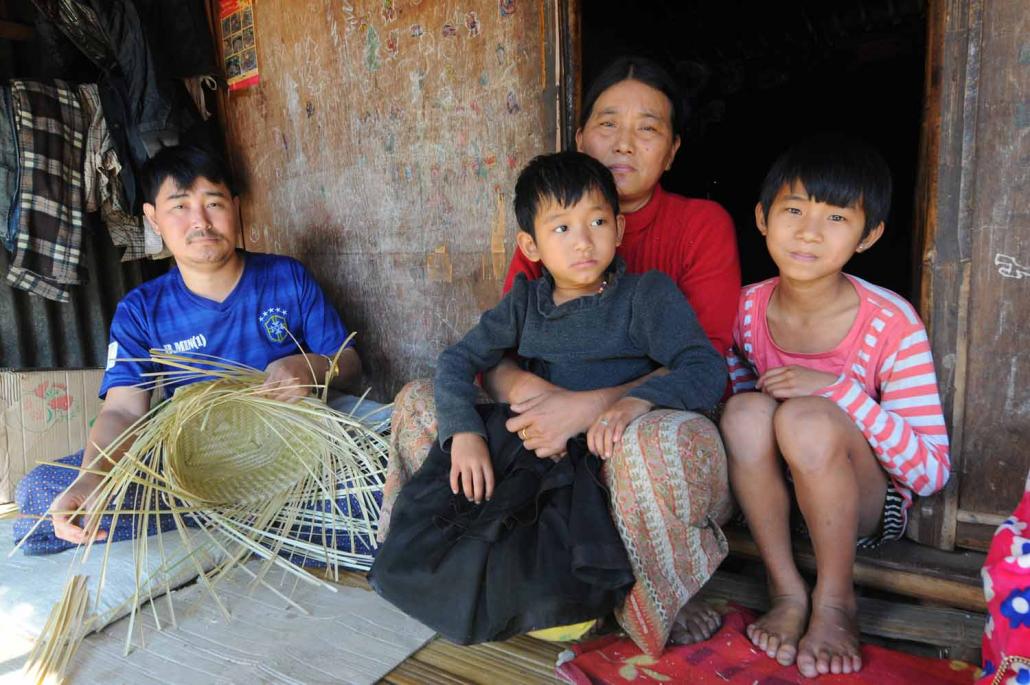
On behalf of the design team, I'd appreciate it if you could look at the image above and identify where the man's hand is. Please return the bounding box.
[449,433,495,503]
[261,354,325,402]
[51,473,107,545]
[757,365,839,399]
[506,388,614,458]
[587,396,652,459]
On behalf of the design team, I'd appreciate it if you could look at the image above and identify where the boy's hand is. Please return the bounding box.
[757,365,839,399]
[587,396,652,460]
[507,388,610,458]
[449,433,495,503]
[261,354,320,402]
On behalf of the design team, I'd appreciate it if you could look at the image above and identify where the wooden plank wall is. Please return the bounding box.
[909,0,1030,549]
[952,0,1029,546]
[221,1,559,399]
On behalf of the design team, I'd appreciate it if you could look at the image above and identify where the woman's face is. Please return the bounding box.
[576,79,681,213]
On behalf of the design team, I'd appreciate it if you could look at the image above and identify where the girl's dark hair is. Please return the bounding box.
[514,151,620,236]
[579,55,689,137]
[758,135,893,238]
[141,145,235,205]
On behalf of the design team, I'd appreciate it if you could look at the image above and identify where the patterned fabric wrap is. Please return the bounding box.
[381,379,733,656]
[978,470,1030,685]
[6,80,86,302]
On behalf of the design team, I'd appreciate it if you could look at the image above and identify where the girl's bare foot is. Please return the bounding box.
[746,591,810,666]
[796,599,862,678]
[668,598,722,645]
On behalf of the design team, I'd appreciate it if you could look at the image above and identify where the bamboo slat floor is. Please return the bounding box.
[330,570,565,684]
[0,507,564,684]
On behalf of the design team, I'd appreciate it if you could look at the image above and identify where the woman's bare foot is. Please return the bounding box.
[668,599,722,645]
[796,598,862,678]
[746,591,810,666]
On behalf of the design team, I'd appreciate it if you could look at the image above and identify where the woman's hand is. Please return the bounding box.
[506,388,612,458]
[757,365,839,399]
[587,396,653,459]
[449,433,494,503]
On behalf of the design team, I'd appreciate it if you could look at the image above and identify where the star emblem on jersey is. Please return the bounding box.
[259,307,290,343]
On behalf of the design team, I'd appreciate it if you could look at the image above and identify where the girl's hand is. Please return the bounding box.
[757,365,839,399]
[587,396,652,459]
[449,433,495,503]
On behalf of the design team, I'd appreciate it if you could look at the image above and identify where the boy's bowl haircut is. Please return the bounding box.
[513,151,620,236]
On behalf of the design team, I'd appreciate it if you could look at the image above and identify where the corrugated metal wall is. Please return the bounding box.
[0,214,167,369]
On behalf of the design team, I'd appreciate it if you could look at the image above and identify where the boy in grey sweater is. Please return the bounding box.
[436,151,727,504]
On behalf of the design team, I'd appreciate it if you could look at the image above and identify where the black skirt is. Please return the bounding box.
[368,403,634,645]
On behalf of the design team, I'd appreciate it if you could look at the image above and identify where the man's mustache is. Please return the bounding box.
[186,230,223,242]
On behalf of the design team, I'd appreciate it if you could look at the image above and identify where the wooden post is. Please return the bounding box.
[909,0,1030,549]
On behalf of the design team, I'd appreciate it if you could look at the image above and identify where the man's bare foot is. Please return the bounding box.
[746,592,810,666]
[796,599,862,678]
[668,599,722,645]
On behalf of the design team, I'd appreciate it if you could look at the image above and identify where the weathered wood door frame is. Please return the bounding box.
[908,0,1029,551]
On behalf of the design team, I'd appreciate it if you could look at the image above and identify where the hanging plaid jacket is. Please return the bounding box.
[5,80,86,303]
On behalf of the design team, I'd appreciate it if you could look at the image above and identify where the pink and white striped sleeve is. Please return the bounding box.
[727,291,758,394]
[727,348,758,394]
[817,322,951,497]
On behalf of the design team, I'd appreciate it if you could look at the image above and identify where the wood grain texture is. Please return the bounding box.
[221,0,559,399]
[725,527,986,612]
[909,0,1030,549]
[953,0,1030,528]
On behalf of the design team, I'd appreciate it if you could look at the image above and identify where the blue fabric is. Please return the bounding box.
[327,393,393,432]
[101,251,351,398]
[14,450,382,564]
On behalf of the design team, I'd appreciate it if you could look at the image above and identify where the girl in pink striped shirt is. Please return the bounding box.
[722,136,950,679]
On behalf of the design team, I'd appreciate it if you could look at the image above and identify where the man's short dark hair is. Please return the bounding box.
[514,151,620,236]
[580,55,689,138]
[141,146,235,206]
[759,135,892,238]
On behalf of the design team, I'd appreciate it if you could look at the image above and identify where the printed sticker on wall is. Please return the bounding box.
[220,0,260,91]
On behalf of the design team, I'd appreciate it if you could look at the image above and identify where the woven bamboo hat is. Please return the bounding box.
[165,381,326,505]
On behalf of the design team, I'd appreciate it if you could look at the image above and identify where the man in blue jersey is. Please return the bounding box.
[15,146,364,552]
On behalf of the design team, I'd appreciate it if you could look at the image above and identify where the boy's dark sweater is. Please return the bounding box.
[434,257,728,445]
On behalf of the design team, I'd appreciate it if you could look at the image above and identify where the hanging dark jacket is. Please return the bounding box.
[31,0,218,211]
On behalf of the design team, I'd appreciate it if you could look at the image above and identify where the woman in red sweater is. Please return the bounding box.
[383,57,741,655]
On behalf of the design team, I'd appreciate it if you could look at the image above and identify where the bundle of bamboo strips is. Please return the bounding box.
[16,344,390,684]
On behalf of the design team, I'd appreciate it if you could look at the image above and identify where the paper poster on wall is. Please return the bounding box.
[220,0,259,91]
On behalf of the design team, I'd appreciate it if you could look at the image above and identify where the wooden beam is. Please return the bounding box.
[957,510,1008,527]
[0,19,33,42]
[698,570,984,662]
[726,528,986,612]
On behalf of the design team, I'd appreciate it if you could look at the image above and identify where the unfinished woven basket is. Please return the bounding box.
[18,348,390,684]
[166,381,326,505]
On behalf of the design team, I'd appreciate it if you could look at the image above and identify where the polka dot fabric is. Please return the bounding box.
[979,470,1030,685]
[13,450,182,555]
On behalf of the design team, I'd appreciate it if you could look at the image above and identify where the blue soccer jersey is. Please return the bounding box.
[100,252,351,398]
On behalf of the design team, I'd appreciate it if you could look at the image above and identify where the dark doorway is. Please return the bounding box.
[580,0,927,299]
